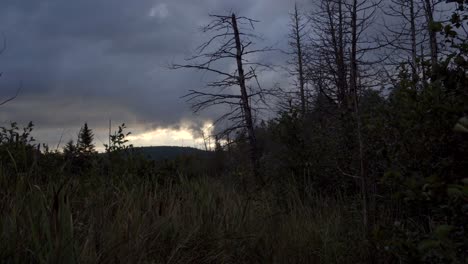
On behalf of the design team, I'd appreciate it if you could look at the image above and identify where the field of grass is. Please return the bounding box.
[1,170,368,263]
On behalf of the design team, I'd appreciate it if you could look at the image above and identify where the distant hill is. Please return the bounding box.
[133,146,209,161]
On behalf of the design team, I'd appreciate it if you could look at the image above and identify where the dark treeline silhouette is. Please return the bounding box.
[0,1,467,263]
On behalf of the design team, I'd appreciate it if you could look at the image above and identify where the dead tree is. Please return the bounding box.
[173,14,272,185]
[383,0,443,81]
[288,3,309,117]
[307,0,382,110]
[307,0,351,109]
[409,0,420,82]
[382,0,427,86]
[345,1,382,255]
[348,0,369,247]
[308,0,382,253]
[422,0,440,71]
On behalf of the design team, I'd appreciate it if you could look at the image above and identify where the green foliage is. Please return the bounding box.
[104,123,133,153]
[375,55,468,262]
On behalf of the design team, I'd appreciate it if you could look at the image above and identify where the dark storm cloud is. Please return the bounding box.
[0,0,308,146]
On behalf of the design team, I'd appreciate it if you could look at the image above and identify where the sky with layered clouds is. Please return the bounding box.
[2,0,454,150]
[0,0,311,150]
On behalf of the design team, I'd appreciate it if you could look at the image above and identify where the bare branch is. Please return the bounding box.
[0,85,21,107]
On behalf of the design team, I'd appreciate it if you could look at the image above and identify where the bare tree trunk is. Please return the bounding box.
[173,13,270,187]
[423,0,438,72]
[349,0,368,226]
[201,130,208,152]
[336,0,348,108]
[349,0,358,111]
[231,14,262,184]
[350,1,372,261]
[293,4,307,117]
[410,0,419,85]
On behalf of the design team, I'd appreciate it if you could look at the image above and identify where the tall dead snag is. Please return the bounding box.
[348,0,371,251]
[422,0,439,72]
[409,0,419,83]
[383,0,426,86]
[308,0,349,109]
[309,0,381,255]
[173,14,271,185]
[346,0,381,257]
[383,0,441,82]
[288,3,308,117]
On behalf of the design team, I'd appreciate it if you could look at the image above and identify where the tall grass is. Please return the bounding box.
[1,170,368,263]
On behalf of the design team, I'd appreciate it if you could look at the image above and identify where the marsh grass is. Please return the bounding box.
[0,169,368,264]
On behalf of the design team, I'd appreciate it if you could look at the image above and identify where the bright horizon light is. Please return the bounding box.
[126,122,215,150]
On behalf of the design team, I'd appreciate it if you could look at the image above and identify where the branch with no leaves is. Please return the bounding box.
[0,86,21,107]
[172,11,274,181]
[0,35,19,107]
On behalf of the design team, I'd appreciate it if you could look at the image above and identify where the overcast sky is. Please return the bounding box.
[0,0,309,149]
[1,0,456,150]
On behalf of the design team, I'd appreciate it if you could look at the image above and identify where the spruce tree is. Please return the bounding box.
[63,140,77,157]
[77,123,95,155]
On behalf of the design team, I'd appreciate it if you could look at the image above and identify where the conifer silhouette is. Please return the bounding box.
[77,123,95,155]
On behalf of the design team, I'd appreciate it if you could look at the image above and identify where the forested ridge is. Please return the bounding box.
[0,0,467,263]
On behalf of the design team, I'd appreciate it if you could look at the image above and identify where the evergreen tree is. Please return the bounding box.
[77,123,95,155]
[63,140,77,158]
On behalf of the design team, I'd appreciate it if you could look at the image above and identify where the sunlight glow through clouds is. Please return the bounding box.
[127,122,214,149]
